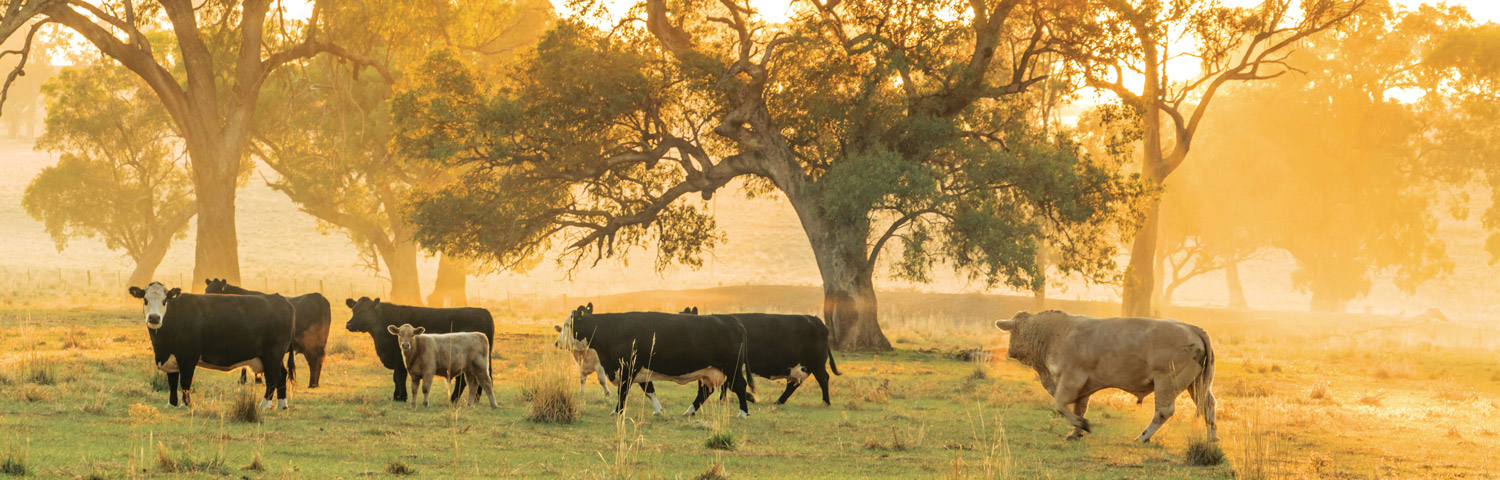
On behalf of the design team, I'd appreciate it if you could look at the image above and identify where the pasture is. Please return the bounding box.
[1,289,1496,479]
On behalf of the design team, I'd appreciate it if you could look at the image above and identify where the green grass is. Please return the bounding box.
[1,306,1496,478]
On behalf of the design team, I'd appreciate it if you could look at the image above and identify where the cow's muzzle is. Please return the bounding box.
[146,314,162,329]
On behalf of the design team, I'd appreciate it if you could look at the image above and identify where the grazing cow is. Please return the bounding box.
[556,305,751,417]
[129,282,295,410]
[994,310,1217,442]
[387,324,497,408]
[345,297,494,402]
[205,278,333,388]
[681,307,842,405]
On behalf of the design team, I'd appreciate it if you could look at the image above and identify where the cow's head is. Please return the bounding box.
[204,278,228,294]
[345,297,382,333]
[680,306,698,315]
[995,311,1039,363]
[554,304,593,351]
[128,282,181,329]
[386,324,424,353]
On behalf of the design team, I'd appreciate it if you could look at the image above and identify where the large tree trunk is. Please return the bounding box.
[427,254,468,307]
[383,237,422,304]
[1226,259,1248,309]
[801,214,891,352]
[1121,199,1161,317]
[189,151,241,291]
[1122,33,1167,318]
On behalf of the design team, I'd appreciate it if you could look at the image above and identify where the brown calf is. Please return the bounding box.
[387,324,497,408]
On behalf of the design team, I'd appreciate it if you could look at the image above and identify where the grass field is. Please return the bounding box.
[1,290,1495,479]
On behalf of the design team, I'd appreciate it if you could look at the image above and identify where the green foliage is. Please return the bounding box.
[395,5,1146,293]
[1423,16,1500,262]
[22,64,193,281]
[1184,4,1464,310]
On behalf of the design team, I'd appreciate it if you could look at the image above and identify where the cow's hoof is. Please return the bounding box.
[1079,419,1092,433]
[1065,433,1084,441]
[737,410,748,419]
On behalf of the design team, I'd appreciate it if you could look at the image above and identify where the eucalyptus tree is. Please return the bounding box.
[1057,0,1363,316]
[23,64,195,287]
[0,0,379,288]
[395,0,1147,350]
[252,0,549,303]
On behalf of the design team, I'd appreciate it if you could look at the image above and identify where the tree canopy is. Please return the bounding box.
[395,0,1148,350]
[23,63,195,287]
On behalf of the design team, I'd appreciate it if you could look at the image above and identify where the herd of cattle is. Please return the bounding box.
[123,280,1218,442]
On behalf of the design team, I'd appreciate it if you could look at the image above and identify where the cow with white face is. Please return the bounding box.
[129,282,296,410]
[129,282,181,328]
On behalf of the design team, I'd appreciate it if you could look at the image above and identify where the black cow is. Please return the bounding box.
[344,297,494,402]
[557,305,752,417]
[681,308,841,405]
[129,282,295,409]
[205,278,333,388]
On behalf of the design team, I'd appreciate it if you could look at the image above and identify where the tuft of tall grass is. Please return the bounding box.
[523,354,578,424]
[1184,437,1225,466]
[384,460,416,475]
[229,387,262,423]
[20,353,57,385]
[155,442,224,474]
[0,455,25,476]
[704,432,736,451]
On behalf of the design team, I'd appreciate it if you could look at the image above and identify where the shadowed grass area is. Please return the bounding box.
[1,304,1496,478]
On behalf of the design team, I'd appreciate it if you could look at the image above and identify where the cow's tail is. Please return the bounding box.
[1190,325,1215,413]
[816,315,842,375]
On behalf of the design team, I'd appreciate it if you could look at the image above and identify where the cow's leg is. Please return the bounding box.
[477,368,498,408]
[775,379,802,405]
[640,382,661,415]
[813,369,832,406]
[731,367,750,418]
[1189,382,1218,443]
[1051,373,1090,439]
[177,360,198,408]
[305,346,326,389]
[408,373,421,408]
[597,371,611,396]
[166,372,181,408]
[1067,394,1092,440]
[239,369,249,385]
[449,372,468,404]
[421,374,434,407]
[578,369,589,394]
[1137,380,1180,443]
[392,366,408,402]
[269,352,289,410]
[686,383,710,416]
[614,370,634,414]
